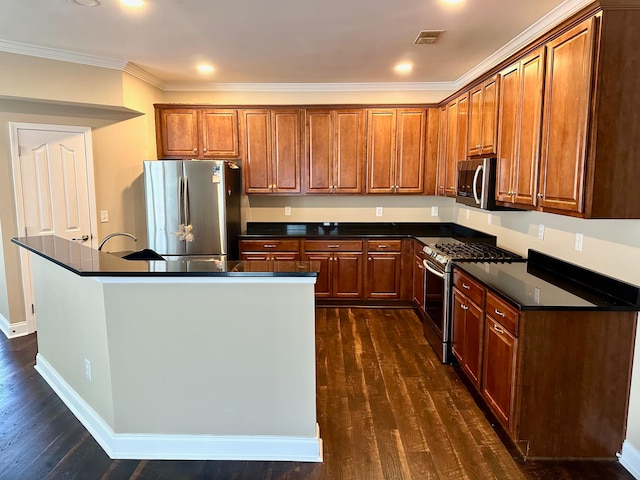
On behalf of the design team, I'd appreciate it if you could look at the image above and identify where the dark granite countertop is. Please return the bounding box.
[11,236,320,278]
[241,222,497,243]
[454,250,640,311]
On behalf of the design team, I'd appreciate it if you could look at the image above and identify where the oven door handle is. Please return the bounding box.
[472,164,483,205]
[423,259,445,278]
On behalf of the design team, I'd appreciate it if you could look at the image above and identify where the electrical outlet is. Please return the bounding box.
[431,206,438,216]
[100,210,109,223]
[534,287,541,304]
[538,224,545,240]
[575,233,583,251]
[284,206,291,216]
[376,207,383,217]
[487,213,493,225]
[84,358,91,381]
[466,209,470,220]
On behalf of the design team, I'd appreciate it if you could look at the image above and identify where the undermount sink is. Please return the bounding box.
[117,249,166,261]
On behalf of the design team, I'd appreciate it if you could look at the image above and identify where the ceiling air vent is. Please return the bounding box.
[414,30,445,45]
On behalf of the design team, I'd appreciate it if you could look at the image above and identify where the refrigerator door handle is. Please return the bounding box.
[184,176,194,242]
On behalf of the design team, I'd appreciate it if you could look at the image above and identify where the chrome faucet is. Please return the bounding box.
[97,232,137,251]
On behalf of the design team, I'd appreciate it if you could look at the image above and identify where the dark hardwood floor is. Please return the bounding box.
[0,308,633,479]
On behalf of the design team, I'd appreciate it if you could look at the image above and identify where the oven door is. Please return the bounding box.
[422,259,451,363]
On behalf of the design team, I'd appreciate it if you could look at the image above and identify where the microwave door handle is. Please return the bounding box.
[472,164,483,205]
[422,259,445,279]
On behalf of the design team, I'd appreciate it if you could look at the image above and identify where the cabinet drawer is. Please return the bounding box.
[240,239,300,251]
[453,270,485,306]
[486,291,518,336]
[366,240,402,252]
[414,241,428,258]
[304,240,363,252]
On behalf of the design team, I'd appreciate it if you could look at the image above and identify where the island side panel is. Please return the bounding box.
[31,254,116,428]
[103,280,318,438]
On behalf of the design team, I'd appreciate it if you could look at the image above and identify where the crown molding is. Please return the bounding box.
[454,0,593,89]
[0,39,126,70]
[162,81,456,93]
[123,63,166,90]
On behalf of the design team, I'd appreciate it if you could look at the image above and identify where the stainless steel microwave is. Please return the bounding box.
[455,157,513,211]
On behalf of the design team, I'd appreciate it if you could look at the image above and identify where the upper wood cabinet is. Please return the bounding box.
[155,107,239,159]
[437,94,468,196]
[496,47,545,207]
[468,76,500,157]
[241,109,302,194]
[367,108,426,194]
[305,109,366,194]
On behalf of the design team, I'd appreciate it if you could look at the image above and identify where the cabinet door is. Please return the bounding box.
[463,299,484,387]
[335,109,366,193]
[305,252,332,297]
[451,289,467,364]
[365,253,402,299]
[539,17,595,214]
[444,100,459,196]
[271,110,302,194]
[482,317,517,432]
[436,106,448,196]
[333,252,364,298]
[496,62,520,203]
[242,110,272,193]
[306,110,333,193]
[157,108,199,158]
[455,94,469,163]
[468,86,483,156]
[480,76,499,155]
[367,109,397,193]
[395,109,425,193]
[514,48,544,207]
[200,109,239,158]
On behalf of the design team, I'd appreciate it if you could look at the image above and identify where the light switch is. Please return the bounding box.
[431,206,439,216]
[538,224,545,240]
[284,206,291,216]
[100,210,109,223]
[376,207,383,217]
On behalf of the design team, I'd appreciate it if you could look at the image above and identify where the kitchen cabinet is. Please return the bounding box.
[437,94,467,197]
[481,292,518,432]
[303,240,363,298]
[365,240,402,299]
[451,270,486,388]
[239,239,301,261]
[241,109,302,194]
[155,107,239,159]
[496,48,545,206]
[467,76,499,157]
[305,109,366,194]
[367,109,426,194]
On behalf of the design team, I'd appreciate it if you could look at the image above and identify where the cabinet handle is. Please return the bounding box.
[537,193,543,198]
[494,308,505,317]
[416,261,424,269]
[193,148,198,154]
[263,244,277,248]
[378,245,389,248]
[328,244,340,248]
[439,185,444,189]
[203,147,207,153]
[493,323,505,334]
[462,283,470,290]
[461,304,469,311]
[476,144,482,148]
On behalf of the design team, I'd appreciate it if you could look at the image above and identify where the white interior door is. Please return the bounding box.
[10,123,97,333]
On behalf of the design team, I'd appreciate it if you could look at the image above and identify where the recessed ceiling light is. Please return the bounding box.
[120,0,144,7]
[197,65,215,74]
[394,63,413,74]
[440,0,464,4]
[70,0,100,6]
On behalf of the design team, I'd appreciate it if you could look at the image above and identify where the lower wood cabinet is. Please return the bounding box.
[452,266,636,459]
[303,240,364,298]
[365,240,402,299]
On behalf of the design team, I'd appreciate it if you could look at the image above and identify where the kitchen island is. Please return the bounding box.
[11,235,322,462]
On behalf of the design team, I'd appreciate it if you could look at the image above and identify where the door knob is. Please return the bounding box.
[72,235,89,242]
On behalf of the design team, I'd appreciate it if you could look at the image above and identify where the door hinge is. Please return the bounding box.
[31,304,35,315]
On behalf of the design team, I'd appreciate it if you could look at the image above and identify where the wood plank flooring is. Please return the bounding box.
[0,307,634,479]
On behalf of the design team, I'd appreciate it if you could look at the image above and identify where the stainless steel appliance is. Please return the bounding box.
[456,157,514,211]
[420,240,523,363]
[143,160,241,259]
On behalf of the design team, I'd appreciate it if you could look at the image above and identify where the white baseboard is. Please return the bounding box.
[620,440,640,479]
[34,354,323,462]
[0,314,31,338]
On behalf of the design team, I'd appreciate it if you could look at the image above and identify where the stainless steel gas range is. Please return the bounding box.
[418,239,523,363]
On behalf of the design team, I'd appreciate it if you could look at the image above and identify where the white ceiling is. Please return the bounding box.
[0,0,591,90]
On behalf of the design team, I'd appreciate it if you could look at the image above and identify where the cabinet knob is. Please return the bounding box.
[476,144,482,148]
[537,193,543,198]
[203,147,207,153]
[368,257,372,261]
[193,148,198,154]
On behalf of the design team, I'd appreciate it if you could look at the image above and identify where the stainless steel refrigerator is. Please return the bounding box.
[143,160,241,259]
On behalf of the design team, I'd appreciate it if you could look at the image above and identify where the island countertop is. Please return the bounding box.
[11,235,320,277]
